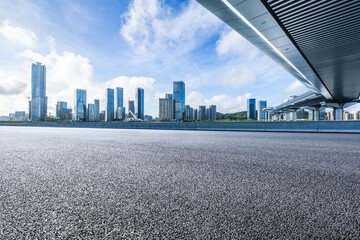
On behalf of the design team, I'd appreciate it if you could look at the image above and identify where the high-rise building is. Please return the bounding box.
[116,87,123,120]
[173,81,185,120]
[14,111,26,121]
[106,88,115,122]
[28,100,31,121]
[199,106,206,120]
[128,100,135,118]
[247,98,256,120]
[94,99,100,121]
[184,106,194,120]
[209,105,217,120]
[117,107,126,120]
[87,103,97,122]
[31,62,47,121]
[257,100,267,121]
[56,101,68,120]
[136,88,144,120]
[159,93,173,120]
[74,89,87,121]
[194,109,198,120]
[100,110,106,121]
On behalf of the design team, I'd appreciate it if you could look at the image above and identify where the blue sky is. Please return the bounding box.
[1,0,357,117]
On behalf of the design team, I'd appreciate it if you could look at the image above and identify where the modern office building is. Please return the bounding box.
[94,99,100,121]
[106,88,115,122]
[198,106,206,121]
[117,107,126,120]
[194,109,198,120]
[209,105,217,121]
[159,93,174,120]
[87,103,97,122]
[56,101,68,120]
[173,81,185,120]
[184,105,194,120]
[135,88,144,120]
[116,87,123,120]
[14,111,26,121]
[100,110,106,121]
[31,62,47,121]
[128,100,135,117]
[257,100,267,121]
[144,115,153,121]
[247,98,256,120]
[28,100,31,120]
[74,89,87,121]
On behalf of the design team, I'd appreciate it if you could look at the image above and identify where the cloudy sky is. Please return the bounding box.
[0,0,358,117]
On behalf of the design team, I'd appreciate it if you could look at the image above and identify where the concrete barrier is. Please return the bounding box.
[1,121,360,133]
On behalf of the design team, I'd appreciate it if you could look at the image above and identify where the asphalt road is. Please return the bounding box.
[0,127,359,239]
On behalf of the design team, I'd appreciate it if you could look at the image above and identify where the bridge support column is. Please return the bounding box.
[314,106,320,121]
[286,113,290,121]
[334,107,344,121]
[293,111,297,121]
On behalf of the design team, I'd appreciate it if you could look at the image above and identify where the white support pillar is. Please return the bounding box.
[286,113,290,121]
[334,107,344,121]
[314,107,320,121]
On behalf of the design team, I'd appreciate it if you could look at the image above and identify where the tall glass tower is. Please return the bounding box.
[116,87,123,120]
[257,100,267,121]
[74,89,87,121]
[247,98,256,120]
[106,88,115,122]
[135,88,144,120]
[31,62,46,121]
[173,81,185,120]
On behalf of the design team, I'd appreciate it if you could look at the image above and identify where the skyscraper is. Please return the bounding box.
[247,98,256,120]
[209,105,217,121]
[199,106,206,120]
[116,87,123,120]
[128,100,135,118]
[31,62,47,121]
[257,100,267,121]
[159,93,173,120]
[173,81,185,121]
[56,101,68,120]
[106,88,115,122]
[94,99,100,121]
[136,88,144,120]
[74,89,87,121]
[87,103,97,122]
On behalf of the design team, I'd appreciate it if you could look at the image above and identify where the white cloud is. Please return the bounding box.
[0,78,27,95]
[120,0,222,54]
[186,91,252,113]
[223,64,256,88]
[285,80,308,95]
[216,29,259,59]
[0,20,37,48]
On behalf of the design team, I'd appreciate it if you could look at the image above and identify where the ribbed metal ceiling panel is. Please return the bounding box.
[264,0,360,101]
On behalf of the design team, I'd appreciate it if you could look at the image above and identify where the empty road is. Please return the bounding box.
[0,127,359,239]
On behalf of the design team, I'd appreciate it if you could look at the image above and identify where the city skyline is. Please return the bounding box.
[1,0,359,118]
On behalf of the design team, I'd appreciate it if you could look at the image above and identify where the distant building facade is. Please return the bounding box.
[128,100,135,118]
[209,105,216,121]
[94,99,100,121]
[31,62,47,121]
[87,103,97,122]
[257,100,267,121]
[116,87,123,120]
[198,106,206,120]
[247,98,256,120]
[106,88,115,122]
[14,111,26,121]
[159,93,173,120]
[136,88,144,120]
[74,89,87,121]
[173,81,185,120]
